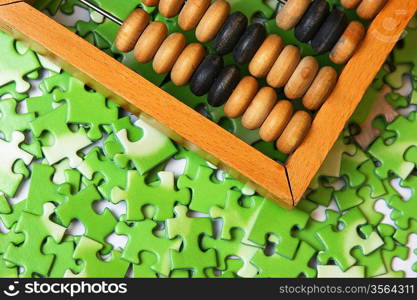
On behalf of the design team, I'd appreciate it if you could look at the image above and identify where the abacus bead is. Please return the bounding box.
[208,65,241,107]
[295,0,330,43]
[178,0,211,31]
[276,0,311,30]
[115,9,149,53]
[196,0,230,43]
[242,87,277,130]
[233,23,267,64]
[190,54,224,96]
[249,35,284,78]
[134,21,168,63]
[224,76,259,118]
[259,100,293,142]
[171,43,206,86]
[159,0,185,18]
[153,33,186,74]
[303,66,338,110]
[143,0,159,6]
[340,0,362,9]
[267,45,300,88]
[330,21,365,64]
[357,0,386,19]
[311,10,348,54]
[277,111,312,154]
[214,12,248,55]
[285,56,319,99]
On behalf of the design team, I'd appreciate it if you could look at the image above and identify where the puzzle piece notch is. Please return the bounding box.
[316,207,384,271]
[0,131,33,197]
[64,236,129,278]
[115,219,181,276]
[55,185,117,253]
[111,119,177,175]
[4,203,66,277]
[111,170,190,221]
[166,205,217,278]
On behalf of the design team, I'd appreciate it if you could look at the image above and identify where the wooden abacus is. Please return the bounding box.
[0,0,415,208]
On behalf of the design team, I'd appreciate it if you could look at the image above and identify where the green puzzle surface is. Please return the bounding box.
[0,0,416,278]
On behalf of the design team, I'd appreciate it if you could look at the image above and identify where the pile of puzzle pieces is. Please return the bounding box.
[0,0,415,278]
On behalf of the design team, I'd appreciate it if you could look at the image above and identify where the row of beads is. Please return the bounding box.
[115,1,365,153]
[147,0,375,65]
[277,0,372,64]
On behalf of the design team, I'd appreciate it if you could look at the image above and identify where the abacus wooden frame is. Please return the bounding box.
[0,0,415,208]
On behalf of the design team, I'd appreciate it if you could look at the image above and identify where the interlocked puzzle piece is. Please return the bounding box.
[368,112,417,179]
[0,31,40,93]
[0,99,35,141]
[210,190,264,244]
[204,258,244,278]
[174,146,211,178]
[167,205,217,278]
[201,228,259,278]
[131,251,159,278]
[115,219,181,276]
[248,199,310,259]
[178,166,242,214]
[64,236,129,278]
[0,131,33,197]
[30,104,92,168]
[251,242,317,278]
[52,77,118,140]
[388,175,417,229]
[43,236,81,277]
[77,147,127,199]
[111,170,190,221]
[55,185,117,253]
[296,209,340,251]
[316,207,384,271]
[110,118,177,175]
[4,203,66,277]
[25,163,67,216]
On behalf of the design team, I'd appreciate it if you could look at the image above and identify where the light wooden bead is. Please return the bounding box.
[267,45,300,88]
[285,56,319,100]
[179,0,211,31]
[242,87,277,130]
[159,0,185,18]
[303,66,338,110]
[259,100,293,142]
[143,0,159,6]
[277,111,312,154]
[134,22,168,64]
[153,33,186,74]
[115,9,149,53]
[171,43,206,86]
[224,76,259,118]
[249,35,284,78]
[330,21,365,64]
[357,0,386,20]
[340,0,362,9]
[276,0,311,30]
[196,0,231,43]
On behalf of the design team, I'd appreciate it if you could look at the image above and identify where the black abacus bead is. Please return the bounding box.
[295,0,330,43]
[233,23,266,64]
[190,54,224,96]
[311,10,348,54]
[208,65,241,107]
[214,12,248,55]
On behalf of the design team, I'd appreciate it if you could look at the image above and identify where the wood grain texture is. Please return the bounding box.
[0,1,293,207]
[286,0,417,205]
